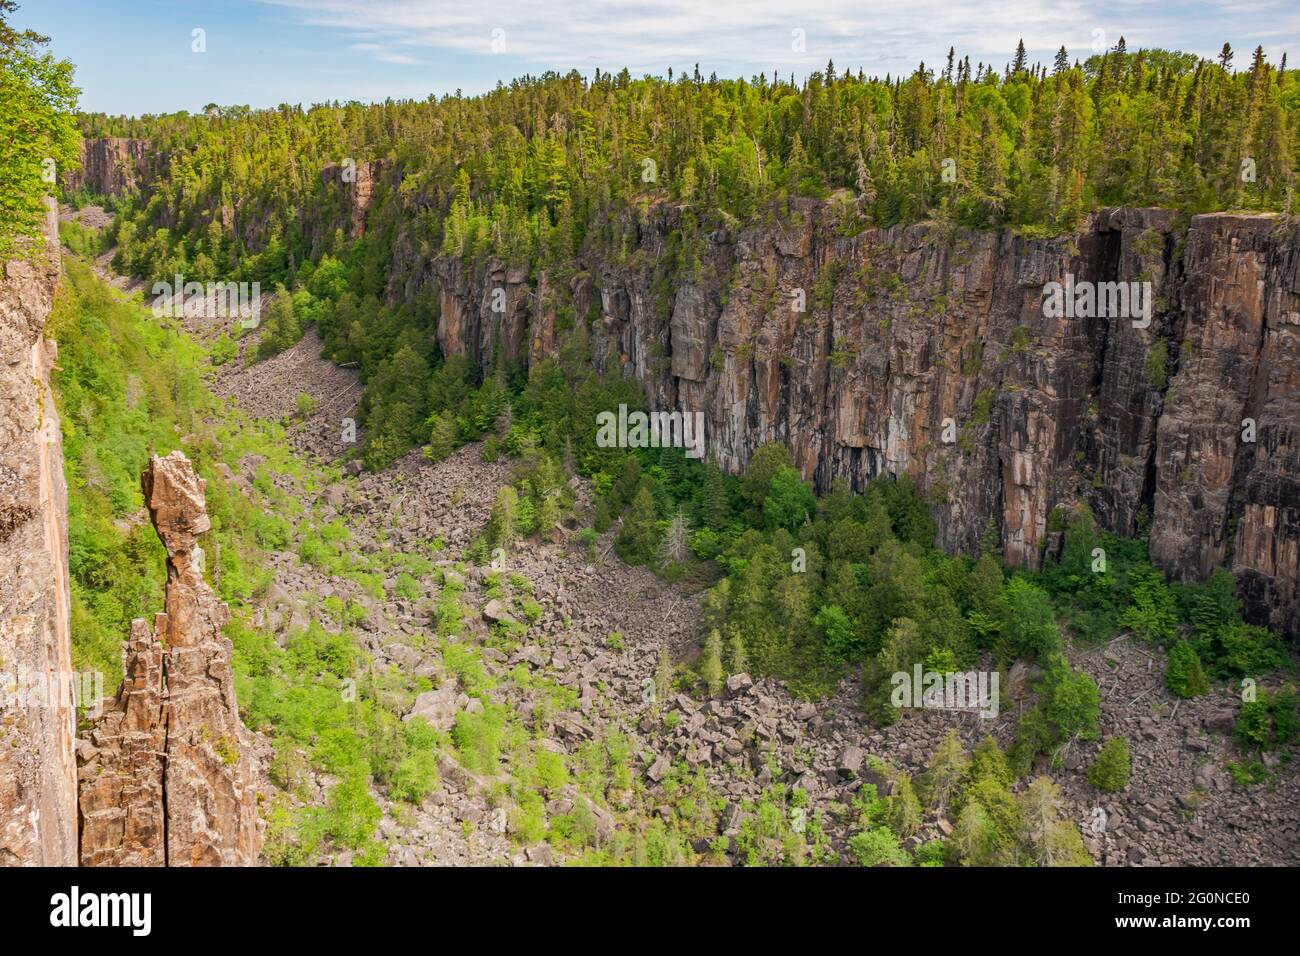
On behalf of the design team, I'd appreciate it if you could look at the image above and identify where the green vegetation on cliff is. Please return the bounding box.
[0,1,79,255]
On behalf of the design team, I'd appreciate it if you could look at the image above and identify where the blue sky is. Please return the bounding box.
[14,0,1299,115]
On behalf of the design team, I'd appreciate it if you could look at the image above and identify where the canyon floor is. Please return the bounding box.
[68,208,1300,866]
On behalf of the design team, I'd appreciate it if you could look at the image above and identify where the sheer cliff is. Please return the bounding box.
[0,200,78,866]
[410,201,1299,640]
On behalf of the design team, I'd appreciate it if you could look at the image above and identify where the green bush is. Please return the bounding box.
[848,827,911,867]
[1166,640,1209,698]
[1088,737,1130,792]
[1234,688,1300,753]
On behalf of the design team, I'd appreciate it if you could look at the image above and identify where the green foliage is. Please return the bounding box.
[1193,621,1289,680]
[848,827,911,867]
[0,4,80,256]
[451,700,509,774]
[1009,654,1100,774]
[1119,567,1178,641]
[700,629,724,695]
[1088,737,1131,792]
[999,577,1062,660]
[1145,338,1169,389]
[1165,640,1209,698]
[1234,687,1299,753]
[614,485,660,565]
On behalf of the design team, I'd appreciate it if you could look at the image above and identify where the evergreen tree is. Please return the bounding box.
[426,409,457,463]
[614,484,660,565]
[1166,640,1209,698]
[1011,39,1028,76]
[489,486,519,550]
[1089,736,1131,792]
[658,509,692,567]
[920,731,970,813]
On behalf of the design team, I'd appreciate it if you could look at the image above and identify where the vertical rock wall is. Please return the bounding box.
[418,202,1300,640]
[0,200,78,866]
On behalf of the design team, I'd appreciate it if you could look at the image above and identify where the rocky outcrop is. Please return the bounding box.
[0,200,78,867]
[78,451,261,866]
[63,137,151,197]
[415,201,1300,639]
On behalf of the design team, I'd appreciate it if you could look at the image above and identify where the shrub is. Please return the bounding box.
[1119,567,1178,642]
[1088,737,1130,792]
[848,827,911,867]
[1165,640,1209,698]
[1234,688,1299,753]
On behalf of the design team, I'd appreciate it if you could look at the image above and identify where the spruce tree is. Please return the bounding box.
[614,484,660,565]
[1088,737,1131,792]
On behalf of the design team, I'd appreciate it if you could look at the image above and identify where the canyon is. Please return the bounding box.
[0,133,1293,868]
[56,133,1300,647]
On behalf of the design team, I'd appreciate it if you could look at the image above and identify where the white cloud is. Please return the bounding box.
[256,0,1096,74]
[254,0,1297,80]
[351,42,421,64]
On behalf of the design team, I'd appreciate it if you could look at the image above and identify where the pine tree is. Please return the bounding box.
[886,773,923,838]
[426,409,458,463]
[654,648,673,710]
[536,491,562,540]
[1166,640,1209,698]
[658,509,692,567]
[1011,39,1028,76]
[489,485,519,550]
[1219,42,1234,72]
[1017,776,1063,846]
[727,634,748,674]
[614,484,660,565]
[1053,46,1070,75]
[698,460,728,531]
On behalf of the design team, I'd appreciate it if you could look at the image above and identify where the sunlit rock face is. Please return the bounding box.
[0,204,77,867]
[78,452,262,867]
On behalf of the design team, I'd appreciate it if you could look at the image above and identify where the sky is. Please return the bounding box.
[13,0,1300,115]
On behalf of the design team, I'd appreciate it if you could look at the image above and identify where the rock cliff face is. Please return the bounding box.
[0,200,78,866]
[78,451,261,866]
[413,201,1300,640]
[62,137,152,197]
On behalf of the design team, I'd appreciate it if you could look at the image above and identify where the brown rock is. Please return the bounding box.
[0,201,77,866]
[78,452,262,866]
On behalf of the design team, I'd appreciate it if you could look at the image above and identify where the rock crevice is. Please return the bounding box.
[77,451,261,866]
